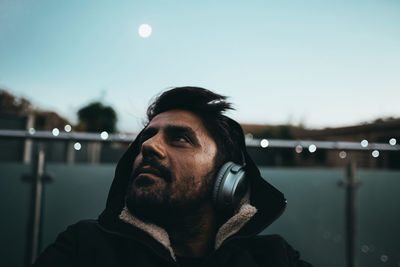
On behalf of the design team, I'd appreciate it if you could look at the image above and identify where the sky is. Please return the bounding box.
[0,0,399,133]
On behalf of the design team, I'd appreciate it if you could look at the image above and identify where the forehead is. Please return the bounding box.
[147,110,212,138]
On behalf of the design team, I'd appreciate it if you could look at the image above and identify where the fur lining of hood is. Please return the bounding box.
[119,193,257,261]
[119,207,176,261]
[214,194,257,249]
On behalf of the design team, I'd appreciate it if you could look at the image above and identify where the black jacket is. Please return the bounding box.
[33,126,313,267]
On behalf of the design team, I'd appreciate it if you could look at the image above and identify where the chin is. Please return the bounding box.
[129,181,167,205]
[126,188,171,225]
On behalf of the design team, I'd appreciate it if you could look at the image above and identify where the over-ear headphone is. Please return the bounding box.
[212,153,247,213]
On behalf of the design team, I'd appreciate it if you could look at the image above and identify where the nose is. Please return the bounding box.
[140,133,166,159]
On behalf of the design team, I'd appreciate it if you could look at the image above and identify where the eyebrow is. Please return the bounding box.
[141,124,200,145]
[140,127,157,140]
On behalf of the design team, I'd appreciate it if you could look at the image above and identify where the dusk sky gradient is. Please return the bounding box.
[1,0,399,132]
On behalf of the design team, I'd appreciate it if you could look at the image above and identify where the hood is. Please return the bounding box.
[98,123,286,241]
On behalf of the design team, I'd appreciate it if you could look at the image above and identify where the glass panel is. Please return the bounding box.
[261,168,345,267]
[0,163,32,267]
[357,170,400,267]
[2,163,399,267]
[40,164,115,249]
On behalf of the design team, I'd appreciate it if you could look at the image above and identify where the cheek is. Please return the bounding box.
[197,147,217,171]
[178,153,215,178]
[169,154,198,182]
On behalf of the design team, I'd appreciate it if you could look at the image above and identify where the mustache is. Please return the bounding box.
[131,158,172,183]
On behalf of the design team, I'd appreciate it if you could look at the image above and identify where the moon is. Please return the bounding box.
[138,24,152,38]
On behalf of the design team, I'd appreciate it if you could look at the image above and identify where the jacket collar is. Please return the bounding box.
[118,190,257,261]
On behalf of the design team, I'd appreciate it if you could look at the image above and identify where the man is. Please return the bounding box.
[33,87,312,266]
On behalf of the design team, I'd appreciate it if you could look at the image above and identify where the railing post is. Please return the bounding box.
[28,146,46,265]
[66,140,75,164]
[344,159,360,267]
[88,142,101,163]
[23,113,35,164]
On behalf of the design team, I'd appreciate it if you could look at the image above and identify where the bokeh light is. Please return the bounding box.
[389,138,397,146]
[339,151,347,159]
[64,124,72,132]
[380,254,388,263]
[361,139,368,147]
[260,139,269,148]
[308,144,317,153]
[74,142,81,151]
[295,145,303,153]
[372,150,379,158]
[100,131,109,140]
[52,128,60,136]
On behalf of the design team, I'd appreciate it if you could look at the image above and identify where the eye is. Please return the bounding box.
[171,134,190,144]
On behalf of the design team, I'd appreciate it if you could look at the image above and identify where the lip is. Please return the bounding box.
[136,172,159,179]
[134,172,160,187]
[138,166,162,178]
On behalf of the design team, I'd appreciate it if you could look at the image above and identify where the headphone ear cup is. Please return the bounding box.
[213,162,235,210]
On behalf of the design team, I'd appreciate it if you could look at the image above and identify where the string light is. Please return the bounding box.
[52,128,60,136]
[389,138,397,146]
[28,128,36,135]
[74,142,81,151]
[308,144,317,153]
[372,150,379,158]
[339,151,347,159]
[100,131,109,140]
[360,139,368,147]
[64,124,72,132]
[295,145,303,153]
[260,139,269,148]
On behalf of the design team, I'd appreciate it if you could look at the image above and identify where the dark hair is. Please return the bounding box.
[146,86,244,168]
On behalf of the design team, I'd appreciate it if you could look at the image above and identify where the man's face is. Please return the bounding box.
[126,110,218,223]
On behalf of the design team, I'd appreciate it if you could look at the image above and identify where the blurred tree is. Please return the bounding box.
[242,124,295,140]
[0,89,32,114]
[1,89,71,131]
[77,102,117,133]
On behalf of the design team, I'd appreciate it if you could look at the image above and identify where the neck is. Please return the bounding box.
[164,202,217,258]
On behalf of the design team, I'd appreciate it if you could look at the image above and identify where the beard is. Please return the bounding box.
[125,158,216,227]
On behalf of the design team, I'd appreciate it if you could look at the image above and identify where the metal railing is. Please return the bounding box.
[1,129,399,150]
